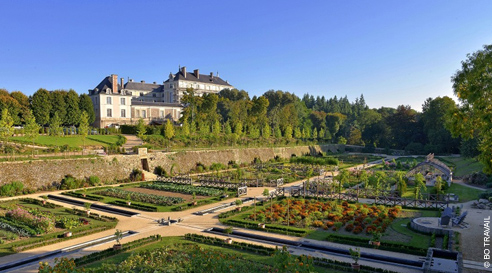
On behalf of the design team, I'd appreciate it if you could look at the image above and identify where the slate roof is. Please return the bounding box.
[165,70,232,86]
[124,82,163,92]
[92,76,120,93]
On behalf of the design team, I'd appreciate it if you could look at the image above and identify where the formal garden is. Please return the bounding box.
[220,197,441,255]
[39,233,401,273]
[0,198,117,257]
[62,181,235,212]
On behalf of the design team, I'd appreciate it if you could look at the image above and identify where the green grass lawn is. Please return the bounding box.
[10,135,124,148]
[401,182,483,202]
[445,183,483,202]
[440,156,483,177]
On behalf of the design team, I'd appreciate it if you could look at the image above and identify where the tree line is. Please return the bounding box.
[172,88,466,155]
[0,88,95,127]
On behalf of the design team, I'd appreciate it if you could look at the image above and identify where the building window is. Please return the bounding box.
[120,98,125,105]
[170,84,174,88]
[107,109,112,117]
[106,97,112,104]
[121,109,126,118]
[153,93,156,97]
[136,110,140,118]
[140,92,144,97]
[160,111,164,118]
[142,110,146,118]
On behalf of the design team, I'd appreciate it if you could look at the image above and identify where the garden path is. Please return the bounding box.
[121,134,143,153]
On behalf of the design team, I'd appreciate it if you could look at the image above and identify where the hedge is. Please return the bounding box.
[74,235,161,266]
[184,233,273,255]
[222,219,308,237]
[62,191,104,201]
[324,233,427,256]
[109,200,158,212]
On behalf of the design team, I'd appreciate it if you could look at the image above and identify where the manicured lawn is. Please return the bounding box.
[440,156,484,177]
[10,135,124,148]
[401,183,482,202]
[445,183,483,202]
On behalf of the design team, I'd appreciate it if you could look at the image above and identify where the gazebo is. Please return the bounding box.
[406,154,452,187]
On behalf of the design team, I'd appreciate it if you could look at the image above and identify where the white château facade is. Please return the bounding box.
[89,67,233,128]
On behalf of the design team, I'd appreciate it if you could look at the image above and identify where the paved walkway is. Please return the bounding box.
[121,134,143,153]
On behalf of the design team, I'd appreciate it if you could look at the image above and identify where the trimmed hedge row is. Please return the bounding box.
[64,208,118,222]
[11,225,114,253]
[109,200,158,212]
[184,233,273,255]
[185,233,399,273]
[222,219,308,237]
[74,235,162,266]
[324,233,427,256]
[62,191,104,201]
[21,198,60,208]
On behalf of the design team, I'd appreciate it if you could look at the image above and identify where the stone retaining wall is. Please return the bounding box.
[0,144,343,189]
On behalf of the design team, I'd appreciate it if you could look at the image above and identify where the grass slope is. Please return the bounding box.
[11,135,122,148]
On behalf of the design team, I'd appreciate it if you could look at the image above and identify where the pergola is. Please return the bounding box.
[406,154,452,187]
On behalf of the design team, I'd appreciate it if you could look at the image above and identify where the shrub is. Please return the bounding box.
[88,176,101,186]
[154,166,167,177]
[60,175,81,190]
[130,169,143,181]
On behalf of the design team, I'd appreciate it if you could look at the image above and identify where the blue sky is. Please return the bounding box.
[1,0,491,111]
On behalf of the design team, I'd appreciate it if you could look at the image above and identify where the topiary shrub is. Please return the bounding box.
[60,175,81,190]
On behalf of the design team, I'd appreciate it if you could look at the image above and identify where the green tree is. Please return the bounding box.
[434,176,443,194]
[262,123,271,138]
[24,110,40,157]
[212,120,221,138]
[0,108,14,146]
[136,118,146,139]
[64,90,81,126]
[284,125,293,140]
[49,112,62,137]
[294,127,302,139]
[78,111,89,152]
[274,126,282,139]
[448,44,492,173]
[31,88,52,125]
[164,119,175,140]
[79,94,96,125]
[50,90,67,124]
[181,119,190,137]
[414,173,426,200]
[336,170,350,192]
[395,171,407,196]
[360,170,369,188]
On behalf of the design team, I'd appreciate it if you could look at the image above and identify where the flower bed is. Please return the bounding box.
[5,207,55,234]
[248,199,401,235]
[140,182,222,196]
[95,188,184,206]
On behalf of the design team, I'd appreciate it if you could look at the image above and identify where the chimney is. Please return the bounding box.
[111,74,118,93]
[129,79,133,82]
[153,81,156,84]
[194,69,199,79]
[209,72,214,81]
[181,66,186,78]
[141,80,145,83]
[120,78,124,90]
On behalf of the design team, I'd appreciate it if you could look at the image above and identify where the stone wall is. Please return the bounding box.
[0,144,343,189]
